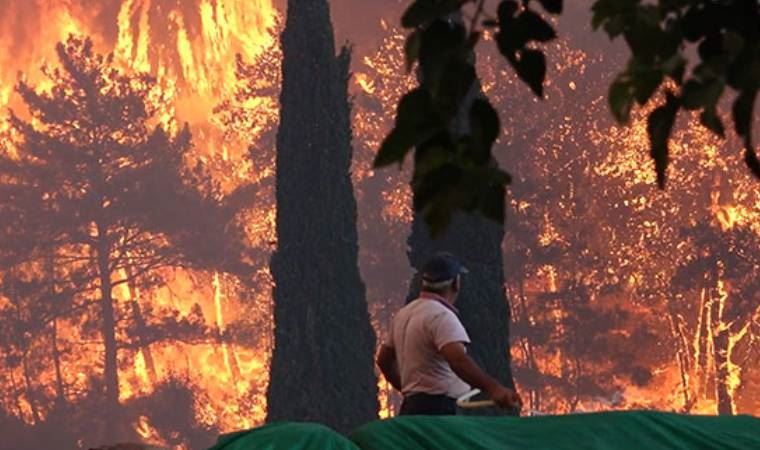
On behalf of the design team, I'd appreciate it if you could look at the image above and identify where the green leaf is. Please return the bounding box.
[609,78,634,123]
[431,61,477,119]
[732,89,759,179]
[414,138,454,178]
[518,10,558,43]
[468,99,501,164]
[661,54,686,84]
[727,52,760,91]
[647,92,680,189]
[498,0,519,23]
[404,30,422,73]
[498,9,557,52]
[731,89,755,137]
[538,0,563,14]
[722,32,744,57]
[401,0,464,28]
[631,66,663,104]
[745,148,760,180]
[413,162,463,235]
[419,20,467,87]
[374,89,443,168]
[510,49,547,98]
[623,22,664,63]
[700,109,725,138]
[681,78,724,110]
[603,16,625,38]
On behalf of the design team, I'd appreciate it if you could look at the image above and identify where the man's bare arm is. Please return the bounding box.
[440,342,521,409]
[376,344,402,391]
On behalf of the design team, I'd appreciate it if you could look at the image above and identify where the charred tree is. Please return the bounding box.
[267,0,378,432]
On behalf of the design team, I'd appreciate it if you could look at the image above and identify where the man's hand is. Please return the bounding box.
[487,385,522,411]
[440,342,522,411]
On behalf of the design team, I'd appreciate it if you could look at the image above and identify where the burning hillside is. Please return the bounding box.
[0,1,757,449]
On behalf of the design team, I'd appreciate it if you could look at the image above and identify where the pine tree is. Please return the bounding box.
[0,36,251,432]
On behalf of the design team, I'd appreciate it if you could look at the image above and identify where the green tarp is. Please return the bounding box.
[209,411,760,450]
[207,422,359,450]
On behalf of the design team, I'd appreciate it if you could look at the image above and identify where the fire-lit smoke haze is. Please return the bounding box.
[0,0,758,449]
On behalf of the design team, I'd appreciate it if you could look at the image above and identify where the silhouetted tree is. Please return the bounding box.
[0,36,252,435]
[266,0,379,432]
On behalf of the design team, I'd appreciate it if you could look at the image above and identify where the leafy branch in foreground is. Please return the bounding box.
[374,0,561,234]
[376,0,759,235]
[595,0,760,188]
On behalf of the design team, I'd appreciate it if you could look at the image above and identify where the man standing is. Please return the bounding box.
[376,252,521,415]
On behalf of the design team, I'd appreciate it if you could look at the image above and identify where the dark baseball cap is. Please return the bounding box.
[421,252,469,283]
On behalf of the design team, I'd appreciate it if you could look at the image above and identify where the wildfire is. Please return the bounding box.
[1,3,759,450]
[0,1,279,447]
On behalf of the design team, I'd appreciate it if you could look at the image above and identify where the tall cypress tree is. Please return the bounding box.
[266,0,378,432]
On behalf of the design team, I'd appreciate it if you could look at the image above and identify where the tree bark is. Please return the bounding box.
[267,0,378,432]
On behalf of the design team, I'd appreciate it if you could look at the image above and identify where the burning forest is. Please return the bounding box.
[0,0,758,449]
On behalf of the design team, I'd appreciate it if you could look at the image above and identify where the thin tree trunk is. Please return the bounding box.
[21,352,41,425]
[47,255,67,406]
[96,235,120,423]
[518,278,540,411]
[666,297,691,411]
[9,370,25,419]
[125,266,158,385]
[129,300,158,385]
[51,319,66,404]
[712,325,733,415]
[694,284,711,397]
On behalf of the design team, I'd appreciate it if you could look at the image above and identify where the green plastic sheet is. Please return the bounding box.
[208,411,760,450]
[207,422,359,450]
[351,411,760,450]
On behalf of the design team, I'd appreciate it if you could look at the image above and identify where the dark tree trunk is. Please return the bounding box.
[129,299,158,385]
[407,211,515,414]
[695,285,711,396]
[96,237,120,424]
[51,319,67,404]
[406,16,515,414]
[47,257,67,405]
[267,0,378,432]
[125,267,158,385]
[666,299,692,411]
[516,279,540,411]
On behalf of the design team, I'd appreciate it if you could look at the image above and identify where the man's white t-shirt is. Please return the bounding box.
[386,295,471,398]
